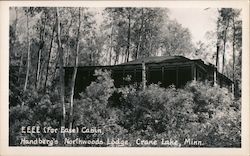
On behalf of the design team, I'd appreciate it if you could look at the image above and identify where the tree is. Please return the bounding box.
[44,19,56,92]
[234,19,242,98]
[102,8,169,64]
[216,8,242,96]
[160,20,193,57]
[202,8,242,91]
[215,17,221,85]
[8,7,241,147]
[135,8,144,59]
[125,9,131,62]
[23,8,31,94]
[56,7,66,128]
[109,21,114,65]
[102,8,133,64]
[219,9,231,74]
[231,9,242,96]
[35,10,47,90]
[9,8,19,65]
[69,7,81,129]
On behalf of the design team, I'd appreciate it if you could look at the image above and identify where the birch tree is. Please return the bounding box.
[69,8,81,129]
[23,8,31,92]
[56,7,66,128]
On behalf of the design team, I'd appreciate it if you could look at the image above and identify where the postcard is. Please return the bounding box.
[0,1,249,156]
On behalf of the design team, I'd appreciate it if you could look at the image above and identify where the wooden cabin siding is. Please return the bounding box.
[64,56,233,97]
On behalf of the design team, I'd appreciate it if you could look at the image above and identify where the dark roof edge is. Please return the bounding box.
[192,59,233,83]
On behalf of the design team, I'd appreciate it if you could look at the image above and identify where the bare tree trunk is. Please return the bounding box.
[15,8,24,81]
[214,28,220,86]
[65,18,73,66]
[109,22,113,65]
[222,20,229,74]
[36,13,47,90]
[36,45,42,90]
[37,55,42,88]
[123,48,127,63]
[215,44,220,70]
[24,13,30,92]
[149,30,153,56]
[69,8,81,129]
[51,52,60,84]
[214,18,220,86]
[44,21,56,92]
[94,49,98,66]
[114,47,120,65]
[13,8,18,57]
[136,8,144,59]
[18,49,24,81]
[214,43,219,86]
[121,49,125,63]
[232,16,236,96]
[125,11,131,62]
[142,61,146,90]
[89,53,92,66]
[56,7,66,129]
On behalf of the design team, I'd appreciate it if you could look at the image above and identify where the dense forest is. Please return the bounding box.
[9,7,242,147]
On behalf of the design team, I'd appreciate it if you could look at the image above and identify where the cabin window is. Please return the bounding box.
[89,70,96,82]
[178,67,192,87]
[124,70,135,85]
[197,71,203,80]
[135,69,142,83]
[149,68,162,85]
[112,70,124,87]
[164,68,177,87]
[74,70,92,97]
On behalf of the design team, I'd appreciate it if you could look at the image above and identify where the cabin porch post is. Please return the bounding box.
[161,66,164,87]
[192,63,197,81]
[142,61,146,90]
[213,67,217,86]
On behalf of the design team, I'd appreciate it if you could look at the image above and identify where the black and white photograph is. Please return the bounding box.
[1,0,249,155]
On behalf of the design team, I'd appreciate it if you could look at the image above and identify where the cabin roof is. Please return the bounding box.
[118,56,190,65]
[52,55,233,84]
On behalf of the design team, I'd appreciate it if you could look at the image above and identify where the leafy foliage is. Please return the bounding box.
[9,7,242,147]
[9,69,241,147]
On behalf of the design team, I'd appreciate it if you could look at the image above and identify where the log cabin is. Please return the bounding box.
[64,56,233,97]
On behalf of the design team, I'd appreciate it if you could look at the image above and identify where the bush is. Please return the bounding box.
[74,70,128,146]
[9,89,61,146]
[10,68,241,147]
[109,81,240,147]
[183,81,241,147]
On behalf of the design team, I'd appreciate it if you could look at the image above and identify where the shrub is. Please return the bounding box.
[113,81,240,147]
[74,69,128,146]
[9,89,61,146]
[10,68,241,147]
